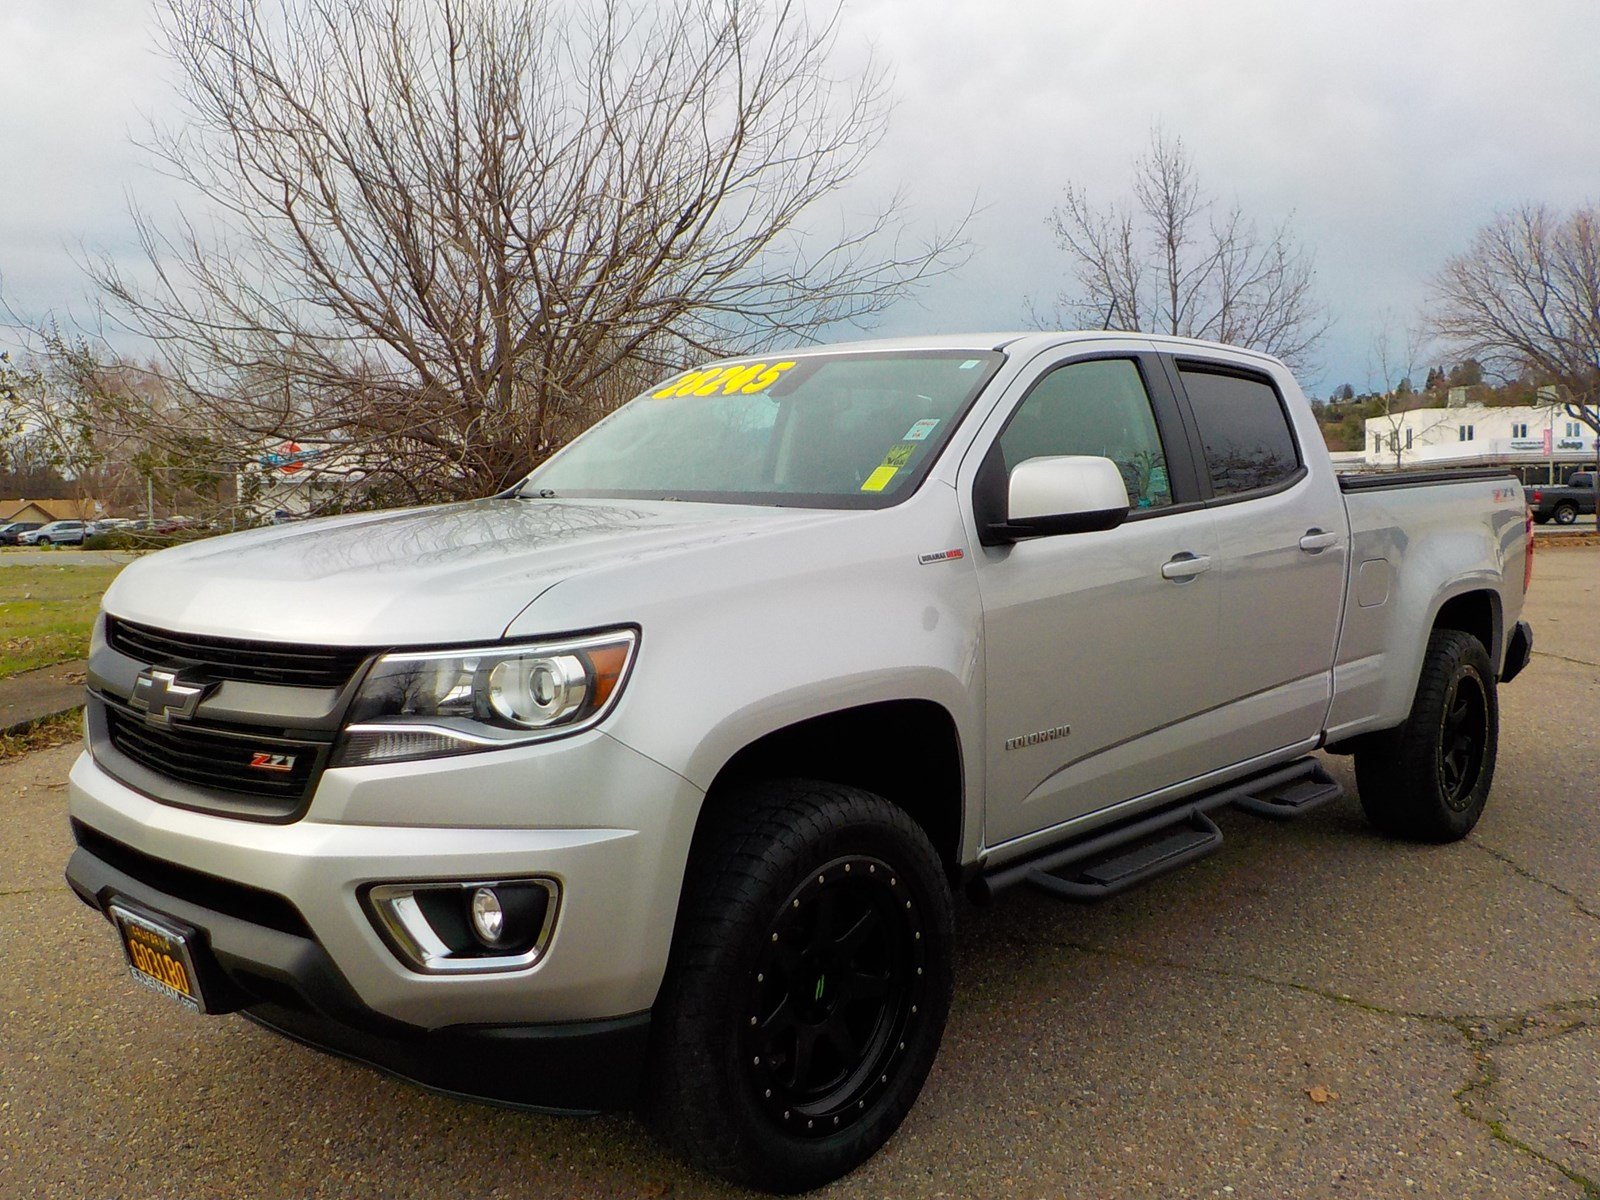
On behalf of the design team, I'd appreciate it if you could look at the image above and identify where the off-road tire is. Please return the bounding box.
[647,779,954,1193]
[1355,628,1498,842]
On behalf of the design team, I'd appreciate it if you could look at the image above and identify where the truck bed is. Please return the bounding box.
[1337,467,1519,492]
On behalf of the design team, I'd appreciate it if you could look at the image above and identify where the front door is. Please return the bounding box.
[970,352,1225,847]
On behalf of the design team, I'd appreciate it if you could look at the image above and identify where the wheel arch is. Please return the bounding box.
[686,699,967,885]
[1430,587,1503,674]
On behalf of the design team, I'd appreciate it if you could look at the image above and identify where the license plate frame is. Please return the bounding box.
[109,903,209,1013]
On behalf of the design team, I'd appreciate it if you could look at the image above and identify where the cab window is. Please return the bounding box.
[1177,365,1301,497]
[998,358,1172,510]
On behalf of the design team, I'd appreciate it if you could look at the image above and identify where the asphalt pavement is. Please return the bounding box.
[2,548,1597,1199]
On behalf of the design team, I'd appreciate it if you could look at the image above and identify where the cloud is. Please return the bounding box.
[3,0,1599,396]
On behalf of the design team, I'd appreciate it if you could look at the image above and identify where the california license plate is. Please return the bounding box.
[110,904,207,1013]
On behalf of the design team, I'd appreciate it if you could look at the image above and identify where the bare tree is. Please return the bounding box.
[1039,129,1326,372]
[0,336,115,508]
[2,324,261,524]
[83,0,968,502]
[1364,311,1449,468]
[1431,203,1600,454]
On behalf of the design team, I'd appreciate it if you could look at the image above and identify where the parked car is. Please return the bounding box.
[66,332,1533,1191]
[1525,470,1597,524]
[20,519,88,546]
[0,521,43,545]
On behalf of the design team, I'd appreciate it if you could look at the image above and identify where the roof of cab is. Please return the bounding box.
[767,330,1286,369]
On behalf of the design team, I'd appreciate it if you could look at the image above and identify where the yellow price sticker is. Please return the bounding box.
[860,442,919,492]
[861,465,899,493]
[650,361,797,399]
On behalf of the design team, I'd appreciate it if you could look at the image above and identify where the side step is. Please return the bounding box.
[1026,810,1222,902]
[1232,761,1342,820]
[977,756,1346,904]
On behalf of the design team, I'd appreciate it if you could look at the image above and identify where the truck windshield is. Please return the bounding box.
[521,350,1005,508]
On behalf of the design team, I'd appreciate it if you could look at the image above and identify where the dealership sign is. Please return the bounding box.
[257,441,322,473]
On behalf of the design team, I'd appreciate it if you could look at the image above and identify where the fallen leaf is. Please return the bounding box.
[1307,1085,1339,1104]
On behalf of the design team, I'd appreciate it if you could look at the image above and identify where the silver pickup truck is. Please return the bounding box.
[66,332,1534,1191]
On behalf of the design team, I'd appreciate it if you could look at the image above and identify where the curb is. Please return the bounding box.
[0,660,90,736]
[2,704,84,738]
[1533,532,1600,547]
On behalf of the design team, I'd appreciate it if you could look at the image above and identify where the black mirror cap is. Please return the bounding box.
[985,504,1130,544]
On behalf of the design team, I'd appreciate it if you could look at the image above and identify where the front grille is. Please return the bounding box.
[104,699,326,815]
[106,617,370,689]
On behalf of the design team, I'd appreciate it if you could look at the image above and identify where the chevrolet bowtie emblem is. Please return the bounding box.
[129,668,213,727]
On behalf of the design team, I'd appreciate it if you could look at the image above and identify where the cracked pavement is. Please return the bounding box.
[2,547,1597,1198]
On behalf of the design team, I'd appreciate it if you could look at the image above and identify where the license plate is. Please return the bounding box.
[110,904,207,1013]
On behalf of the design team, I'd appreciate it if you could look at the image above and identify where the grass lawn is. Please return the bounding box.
[0,564,124,678]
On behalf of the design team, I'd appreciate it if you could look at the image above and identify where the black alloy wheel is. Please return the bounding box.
[648,780,954,1193]
[1437,668,1489,812]
[743,854,926,1137]
[1355,627,1499,842]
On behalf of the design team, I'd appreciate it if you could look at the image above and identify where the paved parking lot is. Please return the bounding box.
[2,549,1596,1199]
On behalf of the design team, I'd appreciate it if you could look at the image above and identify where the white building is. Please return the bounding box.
[238,438,369,522]
[1361,403,1596,478]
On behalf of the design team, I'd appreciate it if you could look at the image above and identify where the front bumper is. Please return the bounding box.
[65,730,704,1111]
[66,827,650,1112]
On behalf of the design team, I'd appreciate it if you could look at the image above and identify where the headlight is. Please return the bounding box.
[333,628,637,766]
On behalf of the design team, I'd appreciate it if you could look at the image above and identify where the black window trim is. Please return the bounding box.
[1161,354,1308,508]
[971,349,1205,542]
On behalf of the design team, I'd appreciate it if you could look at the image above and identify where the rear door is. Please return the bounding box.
[1163,357,1346,762]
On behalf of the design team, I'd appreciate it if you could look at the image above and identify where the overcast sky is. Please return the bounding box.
[3,0,1599,397]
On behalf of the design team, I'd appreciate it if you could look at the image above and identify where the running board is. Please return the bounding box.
[976,757,1345,904]
[1026,810,1222,901]
[1231,761,1342,819]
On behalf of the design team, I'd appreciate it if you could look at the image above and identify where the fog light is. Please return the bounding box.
[470,887,505,945]
[366,878,559,973]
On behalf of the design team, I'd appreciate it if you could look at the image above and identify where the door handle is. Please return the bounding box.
[1161,552,1212,581]
[1299,528,1340,554]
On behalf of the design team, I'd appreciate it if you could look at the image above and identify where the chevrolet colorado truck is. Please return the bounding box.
[66,332,1534,1192]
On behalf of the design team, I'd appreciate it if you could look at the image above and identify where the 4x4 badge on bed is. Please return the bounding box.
[129,668,213,727]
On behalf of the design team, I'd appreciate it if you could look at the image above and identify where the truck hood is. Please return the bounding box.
[102,498,844,645]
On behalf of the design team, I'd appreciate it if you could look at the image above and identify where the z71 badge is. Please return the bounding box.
[248,752,297,773]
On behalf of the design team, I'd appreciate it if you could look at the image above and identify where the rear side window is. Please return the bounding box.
[1178,366,1301,497]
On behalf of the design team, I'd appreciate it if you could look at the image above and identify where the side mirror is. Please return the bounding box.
[991,455,1130,541]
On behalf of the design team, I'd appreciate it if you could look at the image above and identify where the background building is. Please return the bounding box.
[1361,403,1596,483]
[238,439,368,523]
[0,497,104,525]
